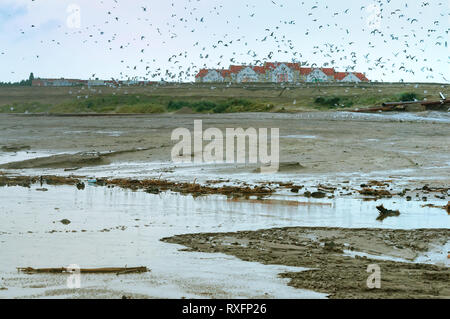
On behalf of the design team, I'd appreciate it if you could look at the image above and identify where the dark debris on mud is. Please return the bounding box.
[0,175,448,212]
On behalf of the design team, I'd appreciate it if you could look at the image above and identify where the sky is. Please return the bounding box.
[0,0,448,83]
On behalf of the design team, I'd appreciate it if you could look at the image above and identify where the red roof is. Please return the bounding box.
[263,62,276,70]
[229,65,245,74]
[355,72,369,82]
[220,69,231,77]
[334,72,369,82]
[320,68,335,76]
[196,68,236,79]
[195,63,368,81]
[286,63,301,71]
[300,67,312,75]
[252,66,266,74]
[334,72,348,81]
[264,62,301,71]
[195,69,209,78]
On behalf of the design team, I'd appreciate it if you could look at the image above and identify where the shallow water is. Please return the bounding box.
[5,157,449,192]
[0,151,58,165]
[0,181,448,298]
[282,135,318,139]
[0,185,329,299]
[288,111,450,124]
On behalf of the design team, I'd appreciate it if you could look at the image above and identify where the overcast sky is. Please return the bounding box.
[0,0,448,83]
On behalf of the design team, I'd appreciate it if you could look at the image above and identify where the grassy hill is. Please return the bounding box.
[0,82,447,114]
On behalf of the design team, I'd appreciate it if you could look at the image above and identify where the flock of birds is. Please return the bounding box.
[1,0,449,83]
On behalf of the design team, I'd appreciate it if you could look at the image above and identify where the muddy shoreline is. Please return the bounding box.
[0,112,449,299]
[0,174,448,212]
[1,112,449,177]
[162,227,450,298]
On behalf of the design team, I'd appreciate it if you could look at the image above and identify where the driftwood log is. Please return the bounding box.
[352,97,450,113]
[376,205,400,221]
[17,266,149,275]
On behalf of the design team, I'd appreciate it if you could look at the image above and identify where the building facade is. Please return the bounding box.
[334,72,369,82]
[32,78,87,86]
[195,62,369,83]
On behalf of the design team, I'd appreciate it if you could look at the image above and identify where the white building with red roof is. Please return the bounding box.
[305,68,336,82]
[195,69,225,83]
[234,66,259,83]
[265,63,297,83]
[229,65,267,83]
[334,72,369,82]
[195,63,368,83]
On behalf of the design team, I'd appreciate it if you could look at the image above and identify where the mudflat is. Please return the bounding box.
[162,227,450,298]
[0,111,448,299]
[0,112,449,179]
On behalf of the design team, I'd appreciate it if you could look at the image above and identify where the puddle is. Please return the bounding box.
[282,135,318,139]
[95,130,123,137]
[63,130,90,135]
[343,250,412,263]
[331,111,450,124]
[0,151,59,165]
[414,243,450,267]
[63,130,123,137]
[344,245,449,267]
[0,174,448,298]
[6,159,445,190]
[1,183,448,298]
[0,185,328,299]
[268,111,450,124]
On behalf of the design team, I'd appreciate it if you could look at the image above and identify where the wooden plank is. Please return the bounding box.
[17,266,149,274]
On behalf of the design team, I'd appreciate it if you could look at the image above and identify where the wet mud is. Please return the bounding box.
[162,227,450,298]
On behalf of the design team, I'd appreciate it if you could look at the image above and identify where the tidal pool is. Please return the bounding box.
[0,181,448,298]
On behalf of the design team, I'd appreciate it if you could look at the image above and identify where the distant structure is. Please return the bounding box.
[31,78,155,87]
[195,62,369,83]
[32,78,87,87]
[29,63,369,86]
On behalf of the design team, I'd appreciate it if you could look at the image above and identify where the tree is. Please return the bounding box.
[27,73,35,86]
[0,73,35,86]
